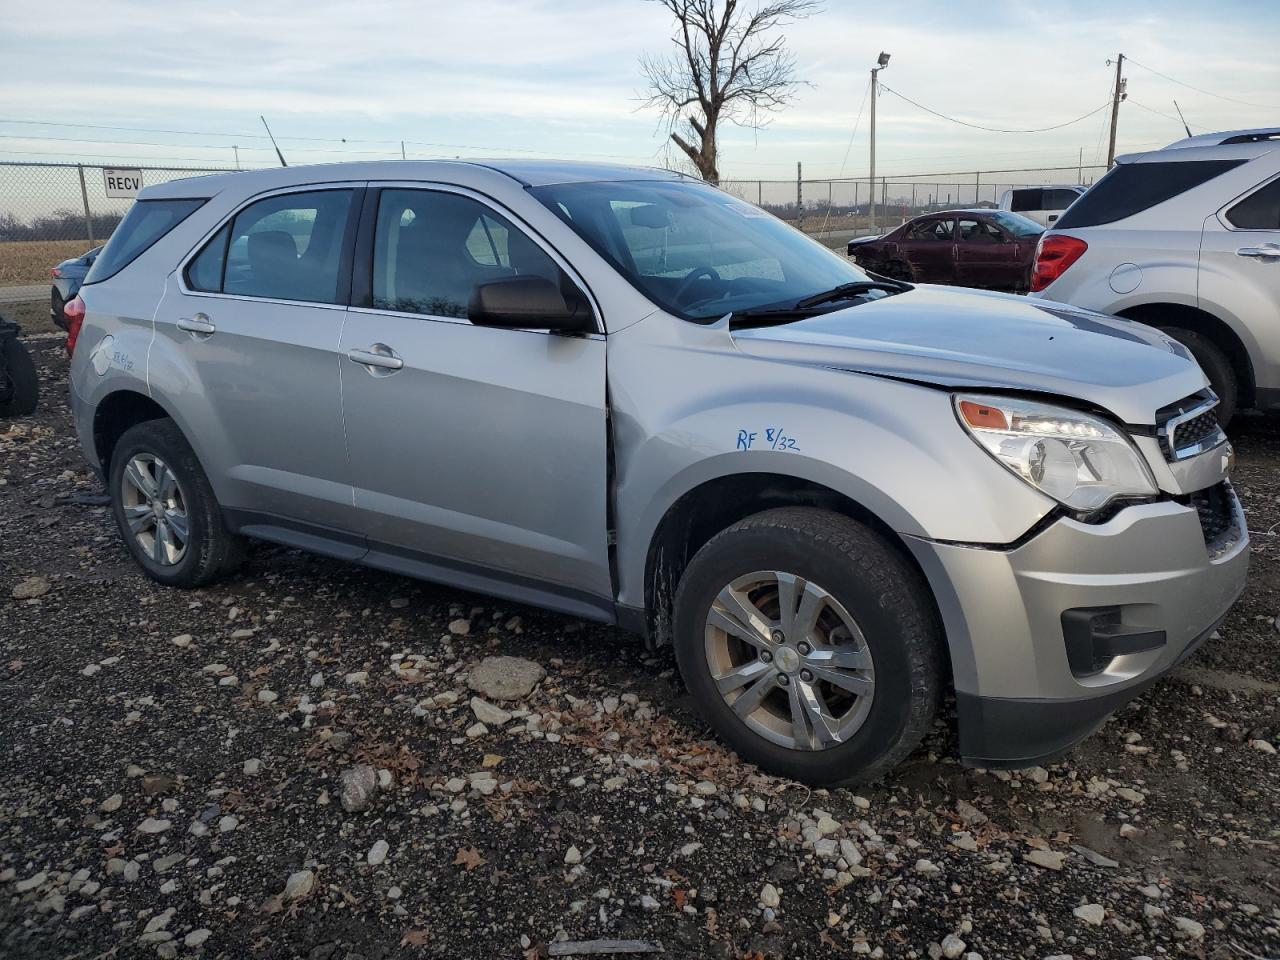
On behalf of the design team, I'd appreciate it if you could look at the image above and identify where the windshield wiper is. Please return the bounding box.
[792,278,910,310]
[728,278,912,328]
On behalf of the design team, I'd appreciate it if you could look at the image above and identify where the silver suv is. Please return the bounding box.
[1029,128,1280,423]
[67,160,1248,784]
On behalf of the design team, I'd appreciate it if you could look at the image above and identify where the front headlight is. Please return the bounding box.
[954,394,1157,513]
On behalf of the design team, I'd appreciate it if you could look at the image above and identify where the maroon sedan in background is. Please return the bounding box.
[846,209,1043,292]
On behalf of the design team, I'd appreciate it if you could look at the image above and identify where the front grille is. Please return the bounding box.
[1155,390,1226,461]
[1189,481,1242,559]
[1173,409,1220,452]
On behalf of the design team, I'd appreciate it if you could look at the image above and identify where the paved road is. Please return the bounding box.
[0,285,46,305]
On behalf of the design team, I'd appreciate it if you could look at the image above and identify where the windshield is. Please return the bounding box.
[987,210,1043,237]
[531,180,871,322]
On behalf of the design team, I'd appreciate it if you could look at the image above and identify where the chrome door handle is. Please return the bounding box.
[176,314,216,337]
[347,344,403,373]
[1237,243,1280,261]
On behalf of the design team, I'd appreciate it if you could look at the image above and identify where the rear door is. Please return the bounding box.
[337,184,612,611]
[155,185,363,532]
[900,216,956,283]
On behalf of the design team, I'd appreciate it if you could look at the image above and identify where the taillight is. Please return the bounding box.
[64,295,86,357]
[50,267,63,278]
[1030,235,1088,292]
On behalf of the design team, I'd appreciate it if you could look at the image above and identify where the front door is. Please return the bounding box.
[156,186,362,531]
[955,217,1018,289]
[338,185,613,610]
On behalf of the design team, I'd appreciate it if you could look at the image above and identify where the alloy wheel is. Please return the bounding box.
[120,454,189,566]
[703,570,876,751]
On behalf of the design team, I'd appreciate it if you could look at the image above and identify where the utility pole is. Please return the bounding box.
[233,145,241,170]
[796,162,803,230]
[1077,146,1083,184]
[869,52,890,234]
[1106,53,1126,168]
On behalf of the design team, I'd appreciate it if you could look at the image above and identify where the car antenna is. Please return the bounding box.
[260,115,288,167]
[1173,100,1193,139]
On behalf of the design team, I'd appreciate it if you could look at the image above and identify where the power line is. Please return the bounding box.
[838,77,872,174]
[1124,57,1270,110]
[1127,99,1183,124]
[877,84,1112,133]
[0,117,645,160]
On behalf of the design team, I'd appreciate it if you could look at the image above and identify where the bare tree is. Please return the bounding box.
[641,0,819,184]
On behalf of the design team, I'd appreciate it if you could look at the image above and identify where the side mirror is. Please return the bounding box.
[468,276,592,333]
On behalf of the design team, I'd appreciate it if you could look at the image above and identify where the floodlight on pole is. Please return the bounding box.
[870,52,891,234]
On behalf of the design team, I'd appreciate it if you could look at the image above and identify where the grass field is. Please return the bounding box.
[3,299,60,337]
[0,239,92,286]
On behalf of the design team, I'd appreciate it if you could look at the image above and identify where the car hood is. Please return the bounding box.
[729,285,1206,425]
[847,234,883,246]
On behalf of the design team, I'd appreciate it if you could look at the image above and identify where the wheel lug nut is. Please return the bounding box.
[797,642,812,655]
[760,651,773,663]
[771,629,785,643]
[777,673,790,686]
[800,669,814,683]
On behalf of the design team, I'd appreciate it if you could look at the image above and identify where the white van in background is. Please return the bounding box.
[998,185,1087,228]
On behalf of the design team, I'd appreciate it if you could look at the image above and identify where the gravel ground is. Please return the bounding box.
[2,338,1279,960]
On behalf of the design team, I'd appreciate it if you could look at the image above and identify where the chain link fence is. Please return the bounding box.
[0,161,235,287]
[1,160,1109,290]
[722,164,1109,244]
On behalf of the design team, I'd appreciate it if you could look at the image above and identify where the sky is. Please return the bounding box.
[0,0,1275,183]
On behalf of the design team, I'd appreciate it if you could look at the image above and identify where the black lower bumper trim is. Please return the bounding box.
[957,614,1224,769]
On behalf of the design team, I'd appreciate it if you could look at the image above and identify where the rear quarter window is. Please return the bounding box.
[1056,160,1245,229]
[1226,177,1280,229]
[84,198,205,284]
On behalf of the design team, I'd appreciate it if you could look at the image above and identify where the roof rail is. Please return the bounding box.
[1163,127,1280,150]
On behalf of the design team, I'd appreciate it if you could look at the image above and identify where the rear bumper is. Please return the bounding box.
[907,489,1249,767]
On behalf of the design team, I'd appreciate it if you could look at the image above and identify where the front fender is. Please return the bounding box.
[607,315,1053,611]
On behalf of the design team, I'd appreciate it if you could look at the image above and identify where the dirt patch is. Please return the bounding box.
[2,342,1278,959]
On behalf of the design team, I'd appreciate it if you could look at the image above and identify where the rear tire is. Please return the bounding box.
[50,290,65,331]
[1159,327,1237,425]
[109,418,245,587]
[0,337,39,417]
[672,507,943,785]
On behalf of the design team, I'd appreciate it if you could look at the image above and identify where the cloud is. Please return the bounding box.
[0,0,1272,178]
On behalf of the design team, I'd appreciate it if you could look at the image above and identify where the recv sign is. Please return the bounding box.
[103,168,144,198]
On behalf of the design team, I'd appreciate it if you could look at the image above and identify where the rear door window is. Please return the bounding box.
[1226,177,1280,230]
[84,198,205,284]
[184,190,355,303]
[1056,160,1246,228]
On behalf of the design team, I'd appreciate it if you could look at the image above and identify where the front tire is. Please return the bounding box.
[672,507,943,785]
[109,419,245,587]
[0,337,39,417]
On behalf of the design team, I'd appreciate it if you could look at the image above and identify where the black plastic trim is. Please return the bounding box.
[1061,607,1166,676]
[957,612,1226,769]
[222,508,618,626]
